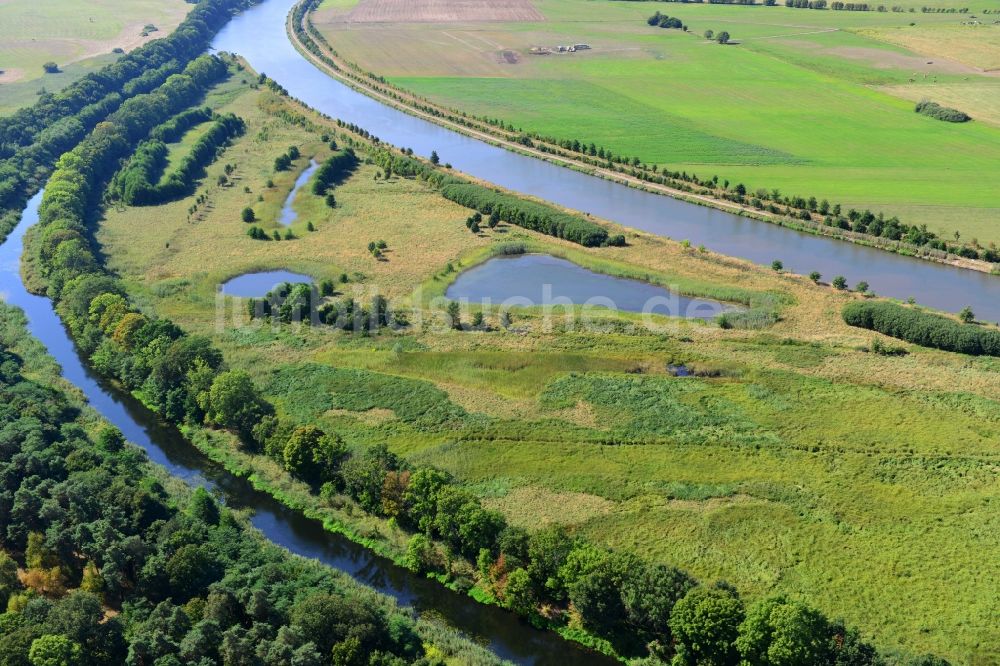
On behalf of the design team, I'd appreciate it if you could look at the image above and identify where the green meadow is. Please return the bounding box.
[93,70,1000,662]
[316,0,1000,243]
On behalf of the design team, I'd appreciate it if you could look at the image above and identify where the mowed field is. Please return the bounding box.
[313,0,1000,243]
[96,72,1000,662]
[0,0,191,114]
[340,0,544,23]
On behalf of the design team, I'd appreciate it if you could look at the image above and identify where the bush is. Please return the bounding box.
[842,301,1000,356]
[915,100,970,123]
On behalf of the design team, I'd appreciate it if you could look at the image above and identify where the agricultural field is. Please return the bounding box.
[0,0,191,115]
[312,0,1000,243]
[95,71,1000,663]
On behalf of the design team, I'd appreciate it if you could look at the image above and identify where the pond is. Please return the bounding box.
[446,254,732,319]
[279,158,318,226]
[219,270,313,297]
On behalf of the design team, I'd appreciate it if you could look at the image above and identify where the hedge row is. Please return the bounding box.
[842,300,1000,356]
[111,112,245,205]
[441,182,612,247]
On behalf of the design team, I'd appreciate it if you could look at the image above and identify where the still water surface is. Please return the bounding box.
[447,254,732,319]
[280,158,318,226]
[220,269,314,297]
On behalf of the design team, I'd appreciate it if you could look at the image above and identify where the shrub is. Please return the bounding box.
[842,301,1000,356]
[915,100,970,123]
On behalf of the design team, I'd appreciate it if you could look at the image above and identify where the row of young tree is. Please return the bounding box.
[0,309,504,666]
[441,183,618,247]
[0,0,256,218]
[842,301,1000,356]
[109,113,245,205]
[365,144,626,247]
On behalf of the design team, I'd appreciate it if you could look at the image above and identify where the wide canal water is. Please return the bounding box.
[212,0,1000,322]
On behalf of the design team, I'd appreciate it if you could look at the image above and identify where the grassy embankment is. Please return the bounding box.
[96,70,1000,662]
[313,0,1000,244]
[0,0,191,115]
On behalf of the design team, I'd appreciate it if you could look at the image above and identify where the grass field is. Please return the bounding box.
[0,0,190,114]
[313,0,1000,243]
[92,69,1000,663]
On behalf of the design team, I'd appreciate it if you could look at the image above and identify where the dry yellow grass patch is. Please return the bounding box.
[859,25,1000,72]
[879,81,1000,127]
[484,485,614,529]
[325,407,397,425]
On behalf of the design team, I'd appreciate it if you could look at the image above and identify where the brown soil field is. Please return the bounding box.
[339,0,544,24]
[827,45,997,77]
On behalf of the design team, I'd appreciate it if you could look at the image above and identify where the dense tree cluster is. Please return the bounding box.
[915,101,971,123]
[842,301,1000,356]
[0,314,501,666]
[0,0,255,219]
[243,281,401,332]
[441,183,612,247]
[646,11,686,28]
[110,112,245,205]
[310,148,358,195]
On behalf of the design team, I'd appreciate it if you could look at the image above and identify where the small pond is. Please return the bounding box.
[446,254,732,318]
[279,158,318,226]
[220,270,313,297]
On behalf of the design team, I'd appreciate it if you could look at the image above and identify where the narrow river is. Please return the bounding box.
[211,0,1000,322]
[0,192,615,665]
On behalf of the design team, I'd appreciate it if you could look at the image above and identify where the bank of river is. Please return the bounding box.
[212,0,1000,322]
[0,192,615,666]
